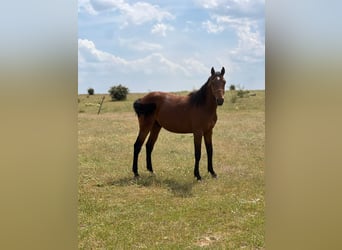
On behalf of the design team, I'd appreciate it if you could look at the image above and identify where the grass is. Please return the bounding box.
[78,90,265,249]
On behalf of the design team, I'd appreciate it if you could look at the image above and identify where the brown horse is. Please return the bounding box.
[132,67,226,180]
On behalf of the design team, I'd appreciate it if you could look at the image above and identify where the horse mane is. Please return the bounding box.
[188,77,211,106]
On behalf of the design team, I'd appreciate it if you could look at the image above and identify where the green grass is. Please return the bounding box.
[78,90,265,249]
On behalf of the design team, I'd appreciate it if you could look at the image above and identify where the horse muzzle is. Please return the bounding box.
[216,98,224,106]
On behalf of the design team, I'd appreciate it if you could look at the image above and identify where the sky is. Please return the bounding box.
[78,0,264,93]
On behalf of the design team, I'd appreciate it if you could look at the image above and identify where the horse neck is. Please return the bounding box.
[204,82,217,112]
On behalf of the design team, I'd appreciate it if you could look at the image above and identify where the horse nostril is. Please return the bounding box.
[217,98,224,105]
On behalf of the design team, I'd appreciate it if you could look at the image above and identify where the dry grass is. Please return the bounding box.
[78,90,264,249]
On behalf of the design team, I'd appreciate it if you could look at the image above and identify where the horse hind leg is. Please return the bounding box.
[146,122,161,173]
[132,118,154,178]
[132,131,148,178]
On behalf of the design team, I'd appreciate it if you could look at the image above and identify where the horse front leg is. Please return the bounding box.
[193,132,203,180]
[204,130,217,178]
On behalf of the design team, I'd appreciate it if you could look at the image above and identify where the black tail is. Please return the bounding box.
[133,99,157,117]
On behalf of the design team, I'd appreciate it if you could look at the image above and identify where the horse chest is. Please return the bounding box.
[207,114,217,129]
[193,112,217,131]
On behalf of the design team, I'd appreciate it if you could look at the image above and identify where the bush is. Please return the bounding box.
[108,84,129,101]
[229,84,250,102]
[237,89,250,98]
[88,88,95,95]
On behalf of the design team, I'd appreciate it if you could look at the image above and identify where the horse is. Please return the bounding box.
[132,67,226,180]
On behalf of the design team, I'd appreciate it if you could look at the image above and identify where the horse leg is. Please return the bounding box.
[193,132,203,180]
[146,122,161,173]
[132,118,154,178]
[204,129,217,178]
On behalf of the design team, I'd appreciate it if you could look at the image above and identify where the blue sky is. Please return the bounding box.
[78,0,264,93]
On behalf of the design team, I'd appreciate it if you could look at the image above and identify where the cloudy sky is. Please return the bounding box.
[78,0,264,93]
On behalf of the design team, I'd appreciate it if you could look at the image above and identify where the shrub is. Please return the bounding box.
[108,84,129,101]
[237,89,250,98]
[229,84,250,101]
[88,88,95,95]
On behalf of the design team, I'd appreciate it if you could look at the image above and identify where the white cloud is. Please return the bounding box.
[183,58,208,73]
[215,15,264,62]
[195,0,264,12]
[78,39,200,92]
[133,53,189,75]
[195,0,225,9]
[151,23,174,37]
[202,15,264,63]
[120,2,174,25]
[231,0,265,12]
[80,0,174,25]
[229,21,264,62]
[118,38,163,51]
[196,0,264,64]
[78,39,188,75]
[78,38,127,65]
[78,0,98,15]
[202,20,225,34]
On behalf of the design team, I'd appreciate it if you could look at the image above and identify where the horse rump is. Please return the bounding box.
[133,99,157,117]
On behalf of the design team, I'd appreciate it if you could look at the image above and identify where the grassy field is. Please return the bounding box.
[78,90,265,249]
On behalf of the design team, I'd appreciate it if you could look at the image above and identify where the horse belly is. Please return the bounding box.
[157,108,193,133]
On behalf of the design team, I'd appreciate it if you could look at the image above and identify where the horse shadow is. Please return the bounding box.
[104,174,195,198]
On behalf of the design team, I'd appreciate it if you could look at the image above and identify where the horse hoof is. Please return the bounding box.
[211,174,217,179]
[134,174,140,179]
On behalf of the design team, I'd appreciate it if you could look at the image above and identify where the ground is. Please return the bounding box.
[78,90,265,249]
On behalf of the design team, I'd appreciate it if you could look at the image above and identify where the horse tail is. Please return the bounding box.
[133,99,157,117]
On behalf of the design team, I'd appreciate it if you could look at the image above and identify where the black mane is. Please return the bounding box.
[188,77,211,106]
[189,77,210,106]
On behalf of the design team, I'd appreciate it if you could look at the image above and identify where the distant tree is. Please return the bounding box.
[229,84,236,91]
[87,88,95,95]
[108,84,129,101]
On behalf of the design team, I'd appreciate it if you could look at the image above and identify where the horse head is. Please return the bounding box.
[209,67,226,105]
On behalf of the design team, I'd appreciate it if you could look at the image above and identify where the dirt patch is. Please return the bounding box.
[194,234,221,247]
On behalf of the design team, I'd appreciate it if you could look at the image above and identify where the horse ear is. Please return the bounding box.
[211,67,215,76]
[221,67,225,76]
